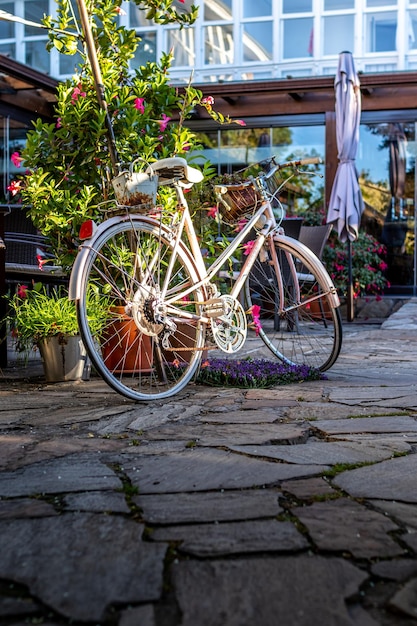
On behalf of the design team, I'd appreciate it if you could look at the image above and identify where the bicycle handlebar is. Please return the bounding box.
[258,156,322,182]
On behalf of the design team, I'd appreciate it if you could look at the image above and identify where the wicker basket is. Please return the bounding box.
[112,167,158,210]
[214,180,262,224]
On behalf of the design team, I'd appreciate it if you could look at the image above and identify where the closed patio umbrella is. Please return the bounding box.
[327,51,364,322]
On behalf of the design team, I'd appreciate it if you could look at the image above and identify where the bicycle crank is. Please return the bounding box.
[211,294,247,354]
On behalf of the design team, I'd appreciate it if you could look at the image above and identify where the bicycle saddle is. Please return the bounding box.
[147,157,203,186]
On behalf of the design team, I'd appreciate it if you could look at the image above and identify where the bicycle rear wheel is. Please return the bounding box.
[245,237,342,371]
[76,218,207,401]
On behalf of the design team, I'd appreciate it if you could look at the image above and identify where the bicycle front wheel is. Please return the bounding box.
[76,218,207,401]
[245,237,342,371]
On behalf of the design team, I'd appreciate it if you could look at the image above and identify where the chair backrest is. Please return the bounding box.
[299,224,332,260]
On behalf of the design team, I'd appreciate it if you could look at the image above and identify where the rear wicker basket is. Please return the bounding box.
[214,180,262,224]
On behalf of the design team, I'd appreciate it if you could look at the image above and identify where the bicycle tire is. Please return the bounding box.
[76,218,207,401]
[245,236,342,371]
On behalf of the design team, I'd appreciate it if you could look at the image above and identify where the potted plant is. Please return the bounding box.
[6,283,109,382]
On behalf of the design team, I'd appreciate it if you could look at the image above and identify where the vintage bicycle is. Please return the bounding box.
[69,154,342,401]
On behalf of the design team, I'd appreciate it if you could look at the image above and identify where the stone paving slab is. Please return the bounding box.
[294,498,404,558]
[121,448,329,493]
[333,454,417,502]
[172,556,374,626]
[135,489,282,524]
[314,415,417,435]
[0,453,121,497]
[228,439,408,465]
[137,422,311,446]
[0,513,167,622]
[151,519,309,556]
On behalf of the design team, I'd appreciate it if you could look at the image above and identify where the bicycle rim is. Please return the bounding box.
[77,219,206,401]
[245,239,342,371]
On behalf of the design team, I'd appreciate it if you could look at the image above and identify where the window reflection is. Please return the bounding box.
[366,12,397,51]
[167,28,195,66]
[204,24,233,64]
[283,17,314,58]
[0,2,14,38]
[243,0,272,18]
[323,15,354,55]
[24,0,48,36]
[204,0,232,21]
[283,0,312,12]
[358,122,415,289]
[243,22,273,62]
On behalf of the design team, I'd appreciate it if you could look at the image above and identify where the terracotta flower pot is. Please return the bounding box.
[101,306,153,373]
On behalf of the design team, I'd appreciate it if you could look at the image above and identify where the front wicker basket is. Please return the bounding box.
[214,180,262,224]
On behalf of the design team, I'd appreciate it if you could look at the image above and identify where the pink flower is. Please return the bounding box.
[234,218,248,232]
[71,84,86,104]
[235,119,246,126]
[202,96,215,107]
[134,97,145,113]
[158,114,171,132]
[56,117,62,128]
[207,206,218,219]
[7,180,22,196]
[178,0,185,3]
[249,304,262,336]
[17,284,28,299]
[379,261,388,271]
[242,240,255,256]
[11,152,23,168]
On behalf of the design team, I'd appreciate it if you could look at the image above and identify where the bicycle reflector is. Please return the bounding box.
[79,219,97,240]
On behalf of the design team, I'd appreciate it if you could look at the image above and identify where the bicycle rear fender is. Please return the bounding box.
[68,214,169,301]
[273,233,341,309]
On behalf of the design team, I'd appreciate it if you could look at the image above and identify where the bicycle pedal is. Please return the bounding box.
[204,298,225,318]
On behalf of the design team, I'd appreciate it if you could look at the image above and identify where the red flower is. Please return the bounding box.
[17,284,28,299]
[7,180,22,196]
[114,6,126,14]
[207,206,218,219]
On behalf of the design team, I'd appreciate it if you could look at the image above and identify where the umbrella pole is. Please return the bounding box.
[347,239,354,322]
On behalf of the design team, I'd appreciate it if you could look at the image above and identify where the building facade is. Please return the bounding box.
[0,0,417,294]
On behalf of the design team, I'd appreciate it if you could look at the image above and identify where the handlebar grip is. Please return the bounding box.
[278,157,322,168]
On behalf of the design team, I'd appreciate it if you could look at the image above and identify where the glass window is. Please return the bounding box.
[204,24,234,65]
[358,122,415,291]
[167,28,195,66]
[323,15,354,55]
[204,0,232,21]
[243,0,272,18]
[0,42,15,58]
[409,12,417,50]
[243,21,273,62]
[25,40,49,73]
[24,0,48,36]
[283,0,312,13]
[366,0,397,6]
[131,33,157,67]
[283,17,314,58]
[366,12,397,52]
[324,0,354,8]
[130,4,153,27]
[0,3,14,38]
[59,50,83,75]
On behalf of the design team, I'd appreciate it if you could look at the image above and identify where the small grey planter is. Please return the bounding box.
[38,335,90,382]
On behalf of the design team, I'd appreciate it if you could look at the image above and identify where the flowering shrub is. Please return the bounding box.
[11,0,243,269]
[196,357,324,388]
[323,231,388,298]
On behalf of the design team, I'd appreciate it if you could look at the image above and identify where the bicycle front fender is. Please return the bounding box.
[68,214,168,301]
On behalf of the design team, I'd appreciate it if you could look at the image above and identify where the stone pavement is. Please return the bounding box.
[1,301,417,625]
